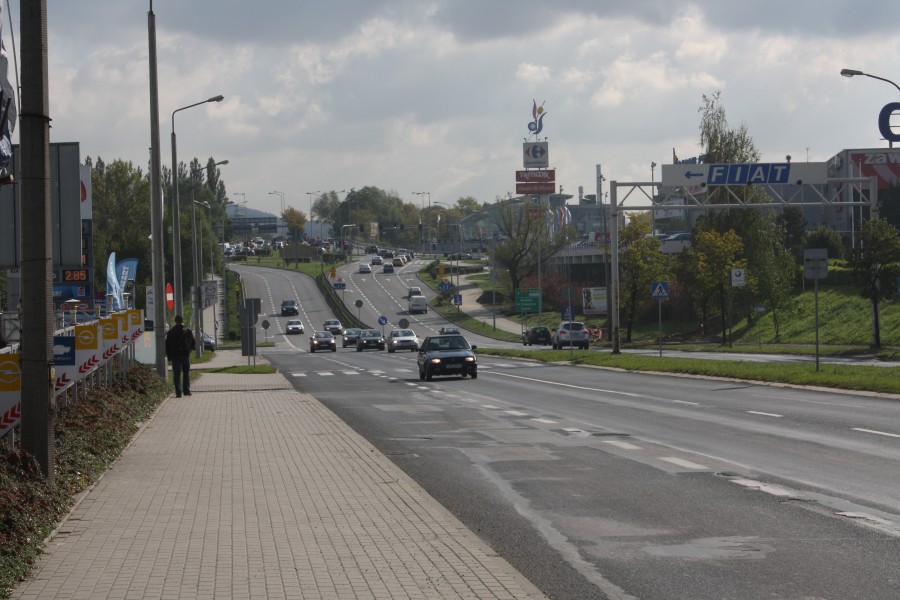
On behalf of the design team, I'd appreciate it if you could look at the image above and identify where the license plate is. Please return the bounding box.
[446,363,462,369]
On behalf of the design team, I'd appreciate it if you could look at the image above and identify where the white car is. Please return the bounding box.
[407,286,422,297]
[552,321,589,350]
[285,319,304,335]
[358,263,372,274]
[387,329,419,353]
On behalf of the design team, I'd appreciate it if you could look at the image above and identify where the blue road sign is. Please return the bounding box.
[662,162,827,187]
[333,282,346,290]
[561,305,573,320]
[377,315,388,326]
[651,281,669,299]
[452,294,463,306]
[439,282,454,292]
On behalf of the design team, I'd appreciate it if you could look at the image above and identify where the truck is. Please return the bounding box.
[408,296,428,314]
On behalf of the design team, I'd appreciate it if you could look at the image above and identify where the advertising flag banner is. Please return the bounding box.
[0,353,21,437]
[53,336,77,392]
[75,323,101,377]
[106,252,122,311]
[115,258,138,300]
[100,316,119,361]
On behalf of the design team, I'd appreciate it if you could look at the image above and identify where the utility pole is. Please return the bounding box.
[20,0,55,480]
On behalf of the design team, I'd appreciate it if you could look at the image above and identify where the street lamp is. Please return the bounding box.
[191,159,228,357]
[650,161,657,235]
[170,93,224,317]
[414,192,430,255]
[841,68,900,93]
[269,191,285,237]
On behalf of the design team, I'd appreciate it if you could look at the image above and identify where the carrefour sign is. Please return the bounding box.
[879,102,900,144]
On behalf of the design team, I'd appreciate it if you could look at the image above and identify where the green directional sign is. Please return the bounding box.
[515,288,540,312]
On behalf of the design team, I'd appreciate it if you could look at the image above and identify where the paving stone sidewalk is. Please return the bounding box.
[12,361,546,600]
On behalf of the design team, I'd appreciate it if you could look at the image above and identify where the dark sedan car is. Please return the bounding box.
[417,334,477,380]
[281,299,299,316]
[342,327,362,347]
[309,331,336,353]
[356,329,385,351]
[522,326,551,346]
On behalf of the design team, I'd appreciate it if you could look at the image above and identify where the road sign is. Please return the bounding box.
[203,281,217,304]
[333,282,346,290]
[261,319,270,330]
[165,283,174,311]
[378,315,388,326]
[439,282,454,292]
[355,299,363,308]
[399,318,409,329]
[730,268,746,287]
[330,266,336,278]
[452,294,463,306]
[804,249,828,280]
[515,288,540,312]
[661,162,827,187]
[651,281,669,299]
[561,305,573,320]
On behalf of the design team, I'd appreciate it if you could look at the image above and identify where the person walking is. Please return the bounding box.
[165,315,195,397]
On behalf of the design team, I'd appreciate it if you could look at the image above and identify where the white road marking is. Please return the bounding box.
[658,457,708,470]
[562,427,583,433]
[482,404,501,410]
[504,410,529,417]
[342,371,360,375]
[852,427,900,438]
[531,418,556,424]
[747,410,783,418]
[491,371,642,397]
[291,373,307,377]
[672,399,699,406]
[603,440,642,450]
[731,478,796,497]
[318,372,334,376]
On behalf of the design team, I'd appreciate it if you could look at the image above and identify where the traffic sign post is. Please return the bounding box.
[378,314,388,336]
[515,288,540,313]
[651,281,669,357]
[452,294,462,306]
[804,249,829,372]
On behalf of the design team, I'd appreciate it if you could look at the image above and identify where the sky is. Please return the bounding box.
[15,0,900,217]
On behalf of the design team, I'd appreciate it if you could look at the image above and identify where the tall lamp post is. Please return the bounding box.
[414,192,430,255]
[191,159,228,357]
[170,94,224,318]
[650,161,657,235]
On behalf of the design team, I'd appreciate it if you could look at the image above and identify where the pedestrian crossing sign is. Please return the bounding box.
[651,281,669,299]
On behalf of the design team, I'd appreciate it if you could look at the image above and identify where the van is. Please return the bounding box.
[408,296,428,314]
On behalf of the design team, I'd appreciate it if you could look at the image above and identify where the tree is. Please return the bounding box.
[492,199,575,301]
[281,206,307,264]
[803,225,844,261]
[619,214,670,342]
[847,217,900,348]
[678,229,745,344]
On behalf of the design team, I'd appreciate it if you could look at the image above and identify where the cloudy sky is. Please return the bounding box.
[21,0,900,216]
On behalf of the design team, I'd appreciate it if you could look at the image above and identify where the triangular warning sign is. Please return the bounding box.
[653,283,667,297]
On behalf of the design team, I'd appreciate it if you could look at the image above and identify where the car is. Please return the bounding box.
[356,329,385,351]
[358,263,372,274]
[382,263,394,274]
[342,327,362,347]
[552,321,590,350]
[285,319,304,335]
[281,299,299,316]
[323,319,343,335]
[407,287,422,297]
[201,331,217,351]
[370,255,383,265]
[438,327,460,335]
[417,334,478,380]
[408,296,428,314]
[387,329,418,353]
[365,245,379,254]
[309,331,336,353]
[392,257,404,267]
[522,326,551,346]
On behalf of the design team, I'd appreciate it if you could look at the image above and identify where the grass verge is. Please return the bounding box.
[476,347,900,395]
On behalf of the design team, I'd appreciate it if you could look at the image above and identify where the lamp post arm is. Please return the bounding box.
[862,72,900,94]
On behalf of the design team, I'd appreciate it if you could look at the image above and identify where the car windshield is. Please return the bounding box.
[563,322,584,330]
[393,330,414,337]
[362,330,380,337]
[325,320,339,326]
[428,336,470,351]
[287,320,301,326]
[315,332,332,339]
[345,328,360,335]
[532,327,549,333]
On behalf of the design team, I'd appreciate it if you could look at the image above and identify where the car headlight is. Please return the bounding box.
[465,356,475,362]
[430,358,441,364]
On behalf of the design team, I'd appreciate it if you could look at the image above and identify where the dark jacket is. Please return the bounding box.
[165,324,192,359]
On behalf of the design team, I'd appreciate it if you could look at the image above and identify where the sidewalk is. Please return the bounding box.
[12,349,545,600]
[450,273,524,336]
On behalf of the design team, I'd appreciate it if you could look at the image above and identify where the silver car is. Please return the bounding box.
[387,329,418,353]
[552,321,589,350]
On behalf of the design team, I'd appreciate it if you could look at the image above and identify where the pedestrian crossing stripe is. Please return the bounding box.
[291,373,307,377]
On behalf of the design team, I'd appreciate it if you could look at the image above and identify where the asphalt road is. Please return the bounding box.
[232,263,900,600]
